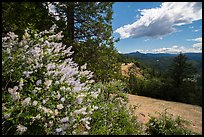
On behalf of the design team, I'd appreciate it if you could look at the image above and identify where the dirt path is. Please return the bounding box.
[127,94,202,134]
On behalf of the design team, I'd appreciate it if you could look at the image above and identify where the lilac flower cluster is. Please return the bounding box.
[2,25,101,135]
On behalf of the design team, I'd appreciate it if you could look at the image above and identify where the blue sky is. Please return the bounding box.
[112,2,202,54]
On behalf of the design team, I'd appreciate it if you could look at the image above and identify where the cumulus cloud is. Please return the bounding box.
[152,45,183,53]
[193,29,201,32]
[192,37,202,43]
[133,43,202,54]
[152,46,201,53]
[191,37,202,48]
[115,2,202,39]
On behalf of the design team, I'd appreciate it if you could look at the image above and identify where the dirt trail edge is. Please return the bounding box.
[127,94,202,135]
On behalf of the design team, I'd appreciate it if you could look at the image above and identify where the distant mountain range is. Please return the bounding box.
[122,52,202,74]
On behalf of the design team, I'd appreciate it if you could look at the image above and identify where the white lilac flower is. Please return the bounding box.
[59,74,66,82]
[16,124,27,134]
[6,48,11,54]
[88,79,95,83]
[32,100,38,106]
[24,45,29,49]
[8,32,18,40]
[26,58,33,64]
[85,124,91,130]
[39,38,43,42]
[55,81,60,85]
[56,93,61,99]
[72,86,81,93]
[31,47,41,57]
[81,63,87,70]
[91,92,99,98]
[44,79,52,89]
[72,130,76,135]
[56,31,63,41]
[32,89,37,94]
[87,111,93,115]
[60,117,69,123]
[74,107,87,115]
[85,121,90,125]
[8,86,18,94]
[93,106,99,110]
[19,78,24,90]
[66,87,70,91]
[35,114,41,120]
[41,106,53,115]
[36,80,42,86]
[55,128,62,133]
[42,100,46,104]
[82,131,89,135]
[23,71,33,78]
[2,37,8,41]
[60,86,66,91]
[49,121,53,127]
[76,97,83,104]
[73,124,77,128]
[60,97,65,102]
[47,63,55,71]
[64,46,73,54]
[57,104,64,110]
[54,109,59,116]
[11,92,20,101]
[44,40,49,46]
[4,113,11,119]
[22,97,31,106]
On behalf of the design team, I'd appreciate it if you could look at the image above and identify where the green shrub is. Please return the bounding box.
[145,109,197,135]
[89,81,144,135]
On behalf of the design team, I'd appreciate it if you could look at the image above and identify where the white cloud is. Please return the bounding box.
[192,43,202,48]
[152,45,201,53]
[193,29,201,32]
[144,39,150,42]
[115,2,202,39]
[133,44,201,54]
[192,37,202,43]
[192,37,202,48]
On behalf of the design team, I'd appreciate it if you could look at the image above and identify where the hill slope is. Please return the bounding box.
[127,94,202,135]
[122,52,202,74]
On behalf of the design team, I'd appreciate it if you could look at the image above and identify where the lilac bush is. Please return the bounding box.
[2,25,100,135]
[2,25,144,135]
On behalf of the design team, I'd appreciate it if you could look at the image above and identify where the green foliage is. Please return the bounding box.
[146,109,196,135]
[168,53,197,87]
[74,40,121,82]
[2,2,54,38]
[127,73,144,95]
[50,2,121,82]
[89,81,144,135]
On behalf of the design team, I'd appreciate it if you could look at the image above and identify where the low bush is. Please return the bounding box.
[145,109,197,135]
[89,81,144,135]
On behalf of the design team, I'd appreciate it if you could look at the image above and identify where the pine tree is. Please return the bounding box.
[49,2,120,82]
[168,53,197,87]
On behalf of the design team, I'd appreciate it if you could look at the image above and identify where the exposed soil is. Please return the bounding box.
[127,94,202,135]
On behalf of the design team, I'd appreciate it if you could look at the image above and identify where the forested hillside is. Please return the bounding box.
[122,52,202,75]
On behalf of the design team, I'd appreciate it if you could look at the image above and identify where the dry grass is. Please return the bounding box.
[120,63,144,78]
[127,94,202,135]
